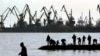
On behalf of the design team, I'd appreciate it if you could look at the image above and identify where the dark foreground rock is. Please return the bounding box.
[39,44,100,50]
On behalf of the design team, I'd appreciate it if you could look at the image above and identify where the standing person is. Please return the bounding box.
[87,35,92,45]
[77,37,81,45]
[49,39,56,46]
[72,34,76,45]
[82,35,86,45]
[19,42,27,56]
[46,35,51,45]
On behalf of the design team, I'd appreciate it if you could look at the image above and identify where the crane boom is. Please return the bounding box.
[54,10,58,20]
[12,6,20,20]
[61,5,70,20]
[2,7,9,15]
[39,12,45,19]
[21,4,29,20]
[2,7,13,21]
[0,7,14,28]
[22,4,33,24]
[32,11,37,22]
[49,5,58,21]
[49,5,55,13]
[3,9,10,21]
[26,4,32,17]
[27,4,33,24]
[41,6,48,17]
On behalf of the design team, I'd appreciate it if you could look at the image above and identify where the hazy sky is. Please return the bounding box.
[0,0,100,27]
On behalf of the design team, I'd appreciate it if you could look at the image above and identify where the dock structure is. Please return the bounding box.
[0,4,100,32]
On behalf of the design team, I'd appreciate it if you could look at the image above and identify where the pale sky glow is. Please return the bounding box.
[0,0,100,27]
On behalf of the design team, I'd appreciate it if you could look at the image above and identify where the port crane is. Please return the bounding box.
[61,5,75,27]
[12,4,44,27]
[0,7,13,28]
[24,4,43,27]
[49,5,63,26]
[25,4,34,25]
[12,4,43,28]
[12,5,28,28]
[41,6,54,26]
[49,5,58,21]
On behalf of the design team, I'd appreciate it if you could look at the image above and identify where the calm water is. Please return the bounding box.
[0,33,100,56]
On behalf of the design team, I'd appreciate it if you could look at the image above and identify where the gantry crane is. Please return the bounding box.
[0,7,13,28]
[61,5,75,27]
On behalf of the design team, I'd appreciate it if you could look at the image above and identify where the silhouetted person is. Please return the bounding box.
[61,39,66,46]
[56,40,59,46]
[82,35,86,45]
[93,39,97,45]
[72,34,76,45]
[77,37,81,45]
[50,39,56,46]
[19,42,27,56]
[87,35,92,45]
[46,35,51,45]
